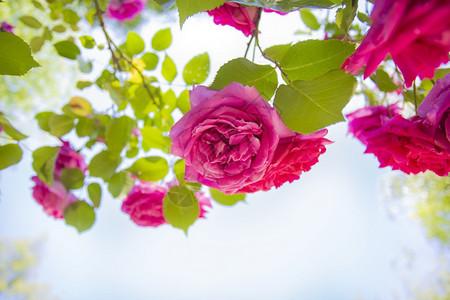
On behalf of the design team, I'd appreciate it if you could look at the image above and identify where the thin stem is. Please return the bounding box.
[413,81,418,114]
[93,0,158,106]
[244,34,254,58]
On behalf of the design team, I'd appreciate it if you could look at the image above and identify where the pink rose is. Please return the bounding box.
[236,129,331,193]
[121,182,168,227]
[169,82,331,194]
[418,74,450,151]
[347,106,450,176]
[207,3,289,37]
[106,0,146,22]
[346,104,403,145]
[342,0,450,87]
[207,3,258,37]
[31,176,77,219]
[0,22,14,34]
[54,141,87,178]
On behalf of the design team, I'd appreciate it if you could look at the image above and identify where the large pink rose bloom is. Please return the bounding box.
[107,0,146,22]
[347,105,450,176]
[170,83,283,194]
[121,182,168,227]
[342,0,450,87]
[170,82,331,193]
[236,129,331,193]
[31,176,77,219]
[54,141,87,178]
[418,74,450,151]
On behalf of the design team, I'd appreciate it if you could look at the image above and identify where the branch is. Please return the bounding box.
[93,0,158,106]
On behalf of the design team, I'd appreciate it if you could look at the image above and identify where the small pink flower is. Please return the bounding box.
[107,0,146,22]
[121,182,168,227]
[342,0,450,87]
[0,21,14,34]
[418,74,450,152]
[54,141,87,178]
[31,176,77,219]
[347,105,450,176]
[132,128,141,137]
[207,3,290,37]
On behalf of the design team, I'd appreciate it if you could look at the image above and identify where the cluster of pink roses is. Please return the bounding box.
[207,2,288,37]
[31,142,87,219]
[106,0,147,22]
[347,74,450,176]
[342,0,450,87]
[121,180,212,227]
[169,82,331,194]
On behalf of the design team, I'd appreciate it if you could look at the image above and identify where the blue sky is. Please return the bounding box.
[0,9,443,300]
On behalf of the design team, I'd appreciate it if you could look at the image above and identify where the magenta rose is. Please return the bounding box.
[347,106,450,176]
[107,0,146,22]
[236,129,332,193]
[342,0,450,87]
[207,3,289,37]
[196,191,212,218]
[0,21,14,34]
[170,83,285,194]
[346,104,403,145]
[418,74,450,151]
[54,141,87,178]
[170,82,331,194]
[207,3,259,37]
[31,176,77,219]
[121,182,168,227]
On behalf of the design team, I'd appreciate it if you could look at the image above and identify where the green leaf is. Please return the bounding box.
[31,0,45,10]
[61,168,84,190]
[210,188,245,206]
[163,185,199,234]
[274,70,357,133]
[141,126,171,153]
[35,111,54,132]
[263,43,291,62]
[76,80,93,89]
[108,171,134,198]
[434,68,450,79]
[0,144,23,170]
[127,156,169,182]
[403,90,425,107]
[88,150,122,181]
[54,40,81,60]
[151,28,172,51]
[183,52,210,85]
[371,69,400,93]
[175,0,227,27]
[30,36,45,53]
[88,183,102,208]
[105,116,134,155]
[336,0,358,34]
[0,113,28,140]
[0,33,40,76]
[63,9,81,25]
[32,146,59,185]
[64,201,96,233]
[126,31,145,56]
[53,24,66,33]
[357,11,370,24]
[48,114,74,137]
[300,9,320,30]
[280,39,355,81]
[161,55,177,82]
[75,117,95,137]
[79,36,96,49]
[177,90,190,114]
[141,52,159,70]
[210,58,278,101]
[19,16,42,28]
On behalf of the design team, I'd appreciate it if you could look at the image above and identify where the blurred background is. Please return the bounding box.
[1,2,449,299]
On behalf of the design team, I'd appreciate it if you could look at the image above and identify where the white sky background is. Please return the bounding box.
[0,7,445,300]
